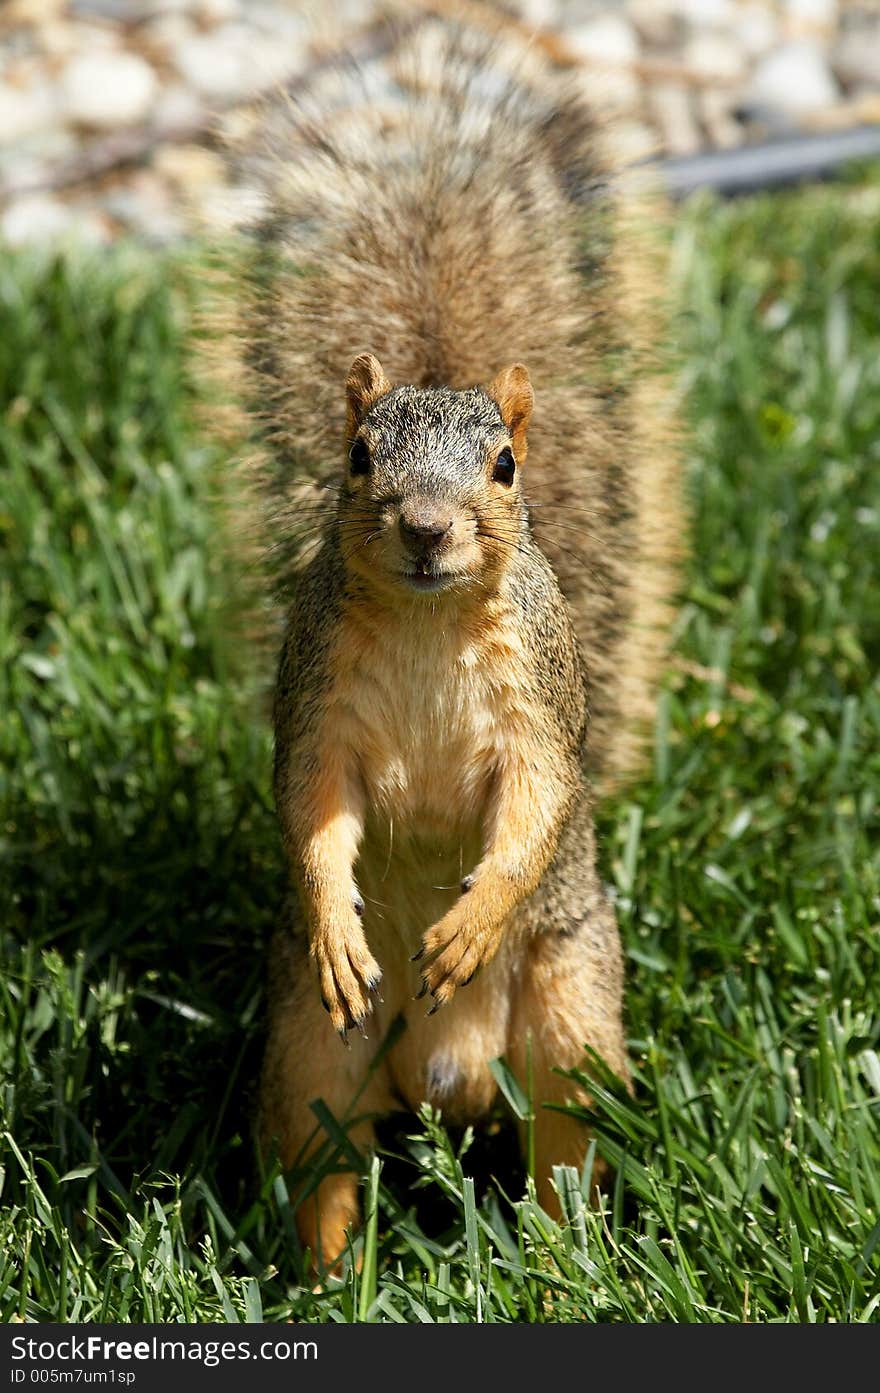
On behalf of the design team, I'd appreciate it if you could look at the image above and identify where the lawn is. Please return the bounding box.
[1,179,879,1323]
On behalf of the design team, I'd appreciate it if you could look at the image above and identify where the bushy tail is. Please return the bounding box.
[208,15,683,788]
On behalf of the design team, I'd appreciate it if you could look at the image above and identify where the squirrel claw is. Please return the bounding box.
[427,999,443,1017]
[410,946,425,963]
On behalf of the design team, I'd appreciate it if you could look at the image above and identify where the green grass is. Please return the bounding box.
[2,180,879,1323]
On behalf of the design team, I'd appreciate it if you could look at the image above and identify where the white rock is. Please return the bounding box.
[577,64,640,114]
[141,0,192,13]
[195,184,268,235]
[197,0,241,20]
[647,83,701,157]
[140,13,195,53]
[566,14,640,66]
[512,0,559,28]
[832,27,880,90]
[249,32,307,86]
[101,171,183,243]
[153,143,226,191]
[628,0,679,48]
[67,21,120,54]
[38,18,116,60]
[247,5,308,44]
[1,194,74,247]
[174,26,301,101]
[567,14,640,112]
[62,52,159,129]
[65,206,115,246]
[684,33,746,82]
[151,82,203,132]
[675,0,735,24]
[7,0,64,21]
[738,2,780,58]
[0,81,57,148]
[0,129,77,188]
[699,88,743,148]
[745,41,839,114]
[611,120,658,164]
[784,0,838,30]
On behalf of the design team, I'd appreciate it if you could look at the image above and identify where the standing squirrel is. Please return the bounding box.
[214,17,682,1270]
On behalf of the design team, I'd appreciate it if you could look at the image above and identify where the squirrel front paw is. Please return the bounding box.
[311,920,382,1040]
[415,902,495,1012]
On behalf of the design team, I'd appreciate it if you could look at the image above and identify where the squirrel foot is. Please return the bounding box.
[417,902,497,1011]
[312,925,382,1038]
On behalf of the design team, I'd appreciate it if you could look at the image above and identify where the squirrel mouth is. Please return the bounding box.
[401,560,458,593]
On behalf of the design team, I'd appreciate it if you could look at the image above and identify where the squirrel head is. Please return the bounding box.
[340,353,533,600]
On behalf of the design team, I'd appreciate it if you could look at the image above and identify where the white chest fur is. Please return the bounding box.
[329,602,524,944]
[341,609,521,826]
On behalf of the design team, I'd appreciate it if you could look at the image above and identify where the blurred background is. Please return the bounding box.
[2,0,880,247]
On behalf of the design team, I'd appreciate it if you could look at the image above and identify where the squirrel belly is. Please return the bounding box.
[211,18,683,1270]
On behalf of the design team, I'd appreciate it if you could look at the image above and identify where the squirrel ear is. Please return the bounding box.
[346,353,391,434]
[488,363,533,460]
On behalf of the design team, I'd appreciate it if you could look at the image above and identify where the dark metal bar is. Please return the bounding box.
[656,125,880,198]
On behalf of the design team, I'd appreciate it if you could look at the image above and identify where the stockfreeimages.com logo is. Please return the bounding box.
[11,1334,317,1373]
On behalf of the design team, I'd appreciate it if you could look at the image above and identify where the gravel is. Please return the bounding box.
[0,0,877,246]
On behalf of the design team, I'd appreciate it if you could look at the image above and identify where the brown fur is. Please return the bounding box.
[206,20,684,1269]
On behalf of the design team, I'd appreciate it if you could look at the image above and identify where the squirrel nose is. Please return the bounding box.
[399,513,453,555]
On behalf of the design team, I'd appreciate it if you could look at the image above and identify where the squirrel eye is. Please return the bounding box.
[349,438,370,476]
[492,447,516,486]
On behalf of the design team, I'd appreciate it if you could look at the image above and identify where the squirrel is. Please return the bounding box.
[212,16,682,1270]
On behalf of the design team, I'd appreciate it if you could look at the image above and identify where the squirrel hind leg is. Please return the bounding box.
[259,926,396,1275]
[507,919,631,1216]
[294,1137,368,1281]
